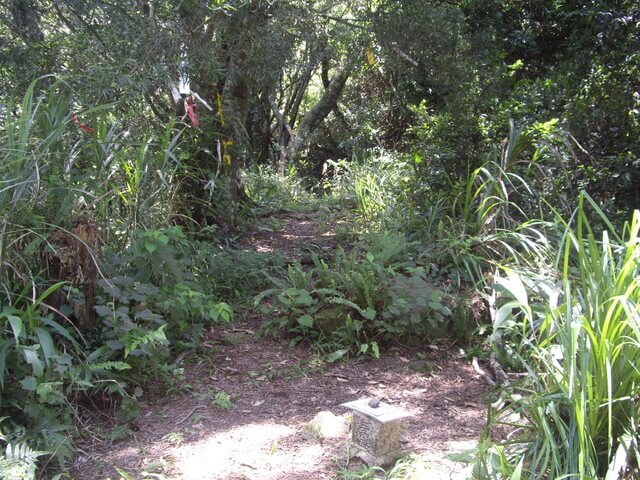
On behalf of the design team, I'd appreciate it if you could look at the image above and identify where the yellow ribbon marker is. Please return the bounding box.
[216,92,225,125]
[222,139,233,166]
[367,48,376,66]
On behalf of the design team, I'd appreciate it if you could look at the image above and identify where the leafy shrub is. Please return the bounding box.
[255,236,455,356]
[0,281,139,471]
[381,267,452,339]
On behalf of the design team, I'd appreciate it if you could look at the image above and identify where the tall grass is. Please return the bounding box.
[474,192,640,479]
[422,123,557,287]
[0,78,73,298]
[323,150,413,231]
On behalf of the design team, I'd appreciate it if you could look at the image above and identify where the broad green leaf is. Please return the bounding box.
[362,308,376,320]
[22,346,45,376]
[94,305,113,317]
[297,314,313,328]
[34,327,55,367]
[370,341,380,358]
[6,314,23,342]
[40,316,81,348]
[144,241,158,254]
[495,269,528,306]
[20,376,37,391]
[495,300,521,329]
[326,349,348,363]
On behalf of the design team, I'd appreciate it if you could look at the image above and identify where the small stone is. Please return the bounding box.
[407,359,436,373]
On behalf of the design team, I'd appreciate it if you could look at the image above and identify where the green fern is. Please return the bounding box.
[0,441,48,480]
[88,361,132,372]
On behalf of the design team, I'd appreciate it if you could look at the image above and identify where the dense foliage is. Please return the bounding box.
[0,0,638,478]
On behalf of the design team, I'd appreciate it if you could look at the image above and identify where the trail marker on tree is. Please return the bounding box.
[341,398,411,466]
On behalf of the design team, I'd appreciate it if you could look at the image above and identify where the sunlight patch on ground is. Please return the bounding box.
[416,443,475,480]
[172,422,325,479]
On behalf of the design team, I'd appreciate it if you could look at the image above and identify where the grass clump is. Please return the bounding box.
[468,193,640,479]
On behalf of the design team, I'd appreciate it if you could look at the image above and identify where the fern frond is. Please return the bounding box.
[88,361,132,371]
[0,441,48,480]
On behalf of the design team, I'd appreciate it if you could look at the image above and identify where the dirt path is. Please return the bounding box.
[248,211,341,259]
[71,212,487,480]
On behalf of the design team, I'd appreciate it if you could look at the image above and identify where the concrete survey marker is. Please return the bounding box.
[341,397,411,466]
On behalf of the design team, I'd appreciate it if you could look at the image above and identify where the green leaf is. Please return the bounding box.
[36,381,65,404]
[21,346,44,376]
[89,361,131,371]
[157,232,169,244]
[40,316,81,348]
[494,269,528,306]
[326,349,348,363]
[144,241,158,254]
[94,305,112,317]
[370,341,380,358]
[290,289,314,306]
[510,457,523,480]
[297,315,313,328]
[20,376,37,391]
[209,302,233,323]
[6,314,23,342]
[34,327,55,367]
[362,308,376,320]
[115,467,134,480]
[0,340,9,389]
[495,300,522,330]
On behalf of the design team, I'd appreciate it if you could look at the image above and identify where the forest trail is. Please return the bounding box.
[72,211,487,480]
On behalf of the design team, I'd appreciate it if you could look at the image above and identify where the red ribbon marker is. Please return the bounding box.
[186,97,199,127]
[71,115,94,133]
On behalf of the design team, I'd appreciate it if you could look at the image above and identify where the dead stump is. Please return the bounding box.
[48,220,99,332]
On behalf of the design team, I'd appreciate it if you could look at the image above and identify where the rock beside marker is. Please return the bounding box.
[306,411,350,439]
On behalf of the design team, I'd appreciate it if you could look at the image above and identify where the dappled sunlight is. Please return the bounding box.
[171,421,327,479]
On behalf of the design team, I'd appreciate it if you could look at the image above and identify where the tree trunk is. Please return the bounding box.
[289,67,351,162]
[6,0,44,45]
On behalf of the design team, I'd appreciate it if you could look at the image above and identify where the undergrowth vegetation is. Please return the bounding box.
[1,0,638,477]
[467,196,640,479]
[251,123,640,479]
[0,80,281,476]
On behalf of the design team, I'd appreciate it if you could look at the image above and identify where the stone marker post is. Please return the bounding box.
[341,397,411,466]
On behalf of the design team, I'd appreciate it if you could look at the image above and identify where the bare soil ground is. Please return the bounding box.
[71,213,488,480]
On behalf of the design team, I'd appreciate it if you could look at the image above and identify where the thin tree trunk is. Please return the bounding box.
[289,66,351,162]
[268,95,295,177]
